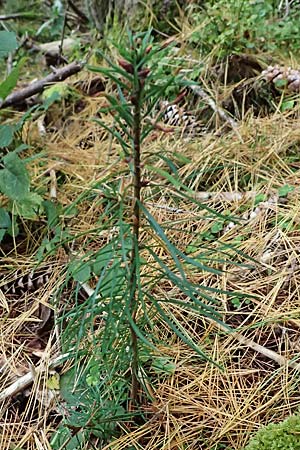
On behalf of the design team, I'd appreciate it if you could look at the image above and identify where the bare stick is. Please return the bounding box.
[186,82,242,140]
[58,10,68,63]
[211,319,300,371]
[67,0,89,23]
[0,61,84,109]
[49,169,57,200]
[0,352,71,403]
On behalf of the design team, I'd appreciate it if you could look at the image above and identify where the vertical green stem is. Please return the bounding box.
[129,75,142,405]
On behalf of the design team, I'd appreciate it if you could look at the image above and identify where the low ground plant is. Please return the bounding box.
[49,29,249,447]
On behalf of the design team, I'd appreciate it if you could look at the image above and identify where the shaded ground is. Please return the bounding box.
[1,31,300,450]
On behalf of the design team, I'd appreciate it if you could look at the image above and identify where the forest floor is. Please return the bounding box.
[1,11,300,450]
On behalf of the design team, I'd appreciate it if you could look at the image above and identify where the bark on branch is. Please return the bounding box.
[0,61,84,109]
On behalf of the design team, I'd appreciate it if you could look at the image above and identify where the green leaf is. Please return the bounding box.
[141,204,186,280]
[46,373,60,390]
[281,100,294,112]
[186,244,198,253]
[0,152,30,199]
[210,221,224,234]
[105,93,133,127]
[88,64,132,87]
[50,425,86,450]
[14,144,30,154]
[151,356,176,375]
[124,309,158,352]
[69,260,91,283]
[274,78,288,88]
[13,192,44,219]
[0,62,21,101]
[43,200,63,228]
[0,207,11,241]
[278,184,295,197]
[0,31,17,59]
[254,193,267,205]
[0,207,11,229]
[42,82,70,101]
[92,245,113,276]
[146,165,181,189]
[42,91,61,109]
[0,124,14,148]
[173,152,192,164]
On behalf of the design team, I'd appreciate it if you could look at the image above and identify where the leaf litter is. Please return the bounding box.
[2,53,300,449]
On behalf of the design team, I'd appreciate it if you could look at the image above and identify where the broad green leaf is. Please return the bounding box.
[278,184,295,197]
[0,31,17,59]
[43,200,62,228]
[0,207,11,229]
[46,373,60,390]
[254,193,267,205]
[92,244,114,275]
[97,264,126,297]
[0,124,14,148]
[0,207,10,241]
[0,152,30,199]
[7,215,19,237]
[0,62,21,101]
[42,82,70,101]
[281,100,294,112]
[42,91,61,109]
[187,244,198,253]
[210,221,224,234]
[50,425,86,450]
[151,356,176,375]
[69,260,91,283]
[14,144,30,154]
[13,192,43,219]
[274,78,288,88]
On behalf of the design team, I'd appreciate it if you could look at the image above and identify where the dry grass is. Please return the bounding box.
[1,74,300,450]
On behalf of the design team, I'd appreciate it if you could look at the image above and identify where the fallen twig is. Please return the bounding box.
[49,169,57,200]
[211,319,300,371]
[0,352,71,403]
[186,82,242,140]
[67,0,89,23]
[58,10,68,63]
[0,61,84,109]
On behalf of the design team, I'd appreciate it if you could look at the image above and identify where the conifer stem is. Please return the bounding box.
[129,75,142,405]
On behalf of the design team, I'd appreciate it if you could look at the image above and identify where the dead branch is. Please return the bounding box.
[67,0,89,23]
[0,352,71,403]
[185,81,242,140]
[210,319,300,371]
[0,61,84,109]
[24,38,78,56]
